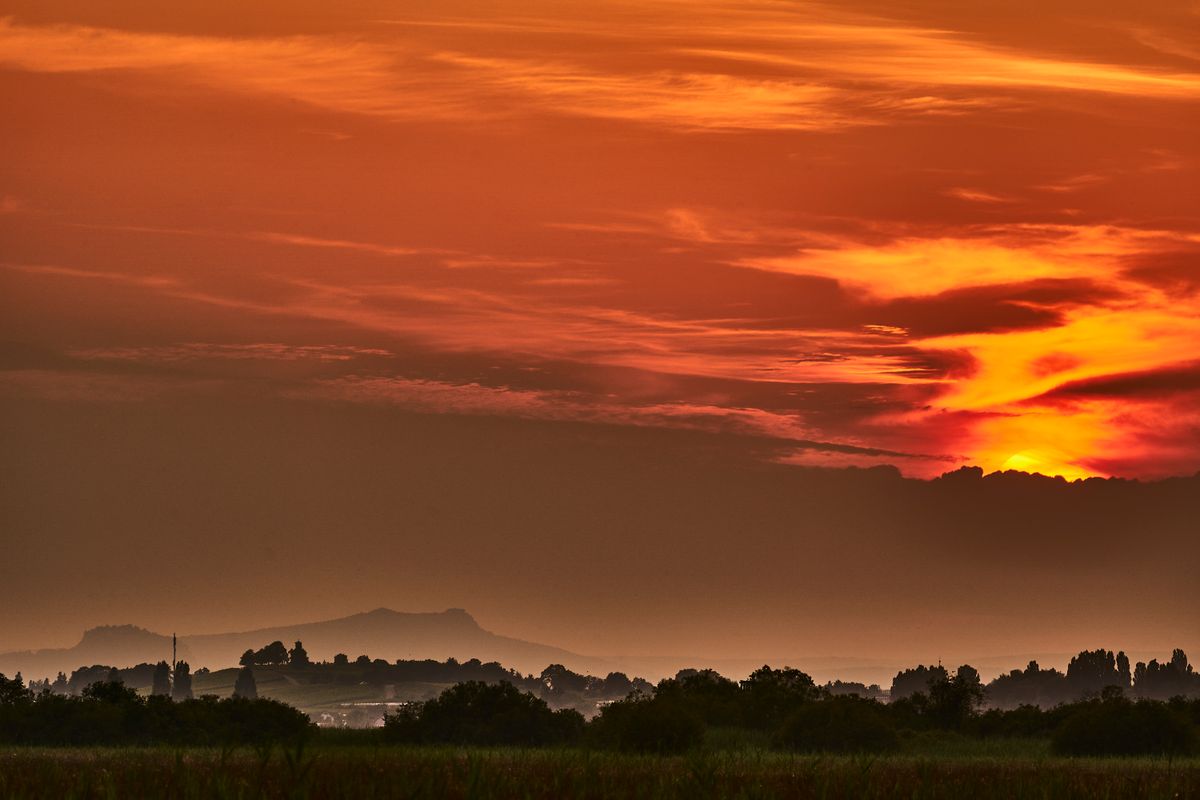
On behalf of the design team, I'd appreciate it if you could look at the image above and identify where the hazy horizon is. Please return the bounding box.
[4,601,1196,689]
[4,397,1197,663]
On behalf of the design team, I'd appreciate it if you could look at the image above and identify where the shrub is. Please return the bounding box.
[740,666,819,730]
[588,693,704,754]
[775,695,899,754]
[1052,697,1197,756]
[972,704,1060,739]
[653,670,743,727]
[0,679,311,746]
[383,681,583,746]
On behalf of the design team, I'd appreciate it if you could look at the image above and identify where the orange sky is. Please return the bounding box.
[2,1,1200,662]
[2,0,1199,480]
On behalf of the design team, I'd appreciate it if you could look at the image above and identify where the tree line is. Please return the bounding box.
[3,660,1198,756]
[0,673,309,746]
[24,641,1198,712]
[383,668,1200,757]
[975,648,1199,708]
[5,642,1197,756]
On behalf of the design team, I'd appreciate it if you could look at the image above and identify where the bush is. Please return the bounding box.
[654,671,743,727]
[0,680,311,746]
[740,666,819,730]
[775,695,899,754]
[972,704,1063,739]
[383,681,583,746]
[1052,697,1197,756]
[588,694,704,754]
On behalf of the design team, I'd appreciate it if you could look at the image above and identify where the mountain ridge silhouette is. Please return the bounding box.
[0,608,605,679]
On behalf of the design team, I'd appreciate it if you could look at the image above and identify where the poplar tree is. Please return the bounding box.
[233,666,257,699]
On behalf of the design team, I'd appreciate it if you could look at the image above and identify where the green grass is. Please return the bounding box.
[898,730,1051,758]
[1,745,1197,799]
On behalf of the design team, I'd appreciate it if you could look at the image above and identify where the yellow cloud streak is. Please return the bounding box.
[925,305,1200,412]
[740,225,1183,299]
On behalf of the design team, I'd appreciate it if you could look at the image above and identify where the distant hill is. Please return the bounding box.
[0,609,610,679]
[180,608,608,675]
[8,609,1165,687]
[0,625,192,679]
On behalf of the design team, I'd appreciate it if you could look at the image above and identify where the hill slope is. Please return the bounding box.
[0,625,191,679]
[0,609,607,678]
[182,608,606,675]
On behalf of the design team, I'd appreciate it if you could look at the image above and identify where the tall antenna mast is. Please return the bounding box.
[173,633,177,673]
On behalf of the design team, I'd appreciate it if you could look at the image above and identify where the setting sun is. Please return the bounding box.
[999,451,1096,481]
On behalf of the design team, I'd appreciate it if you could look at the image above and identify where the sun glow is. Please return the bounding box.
[0,0,1197,480]
[999,451,1095,481]
[968,403,1117,480]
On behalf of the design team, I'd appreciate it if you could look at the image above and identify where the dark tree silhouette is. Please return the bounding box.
[0,676,310,746]
[654,669,743,727]
[741,666,819,730]
[1053,693,1197,756]
[172,662,193,701]
[891,664,948,700]
[333,653,349,666]
[1117,651,1132,688]
[540,664,588,695]
[151,661,171,697]
[602,672,634,696]
[1066,649,1124,696]
[289,641,310,667]
[233,666,257,700]
[587,690,703,753]
[85,679,140,705]
[384,681,583,746]
[985,660,1068,709]
[240,641,290,666]
[0,673,30,705]
[776,695,899,753]
[1134,650,1199,700]
[824,680,885,700]
[926,665,984,729]
[259,641,289,665]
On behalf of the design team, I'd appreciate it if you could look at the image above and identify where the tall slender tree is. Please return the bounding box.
[151,661,172,696]
[233,666,257,699]
[172,662,193,701]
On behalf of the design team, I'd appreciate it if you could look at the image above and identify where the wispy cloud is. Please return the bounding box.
[944,188,1012,204]
[3,2,1196,137]
[297,374,937,462]
[70,343,393,363]
[247,232,433,258]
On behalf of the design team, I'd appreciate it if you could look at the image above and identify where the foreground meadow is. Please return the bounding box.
[1,745,1198,800]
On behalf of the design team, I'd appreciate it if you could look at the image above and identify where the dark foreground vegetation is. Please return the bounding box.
[0,746,1197,800]
[381,671,1199,758]
[0,675,310,746]
[3,648,1200,798]
[4,658,1200,757]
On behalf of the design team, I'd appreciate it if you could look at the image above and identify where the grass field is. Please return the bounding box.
[1,743,1197,799]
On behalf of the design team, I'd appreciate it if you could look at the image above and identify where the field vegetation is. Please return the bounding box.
[0,744,1197,799]
[3,647,1200,797]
